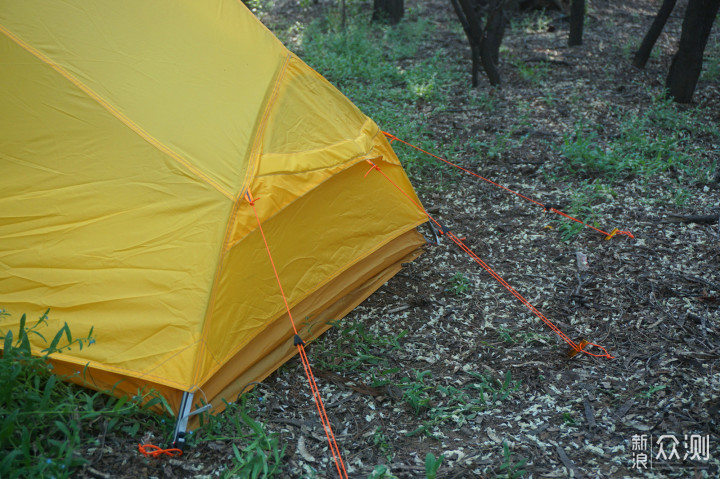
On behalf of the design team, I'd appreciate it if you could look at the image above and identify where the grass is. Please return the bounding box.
[407,369,521,438]
[373,426,392,462]
[508,9,553,34]
[312,317,522,448]
[549,180,616,241]
[498,326,552,346]
[211,400,285,478]
[700,36,720,82]
[425,452,444,479]
[514,60,551,85]
[497,441,528,479]
[446,272,472,296]
[0,309,289,478]
[400,369,434,416]
[551,90,719,239]
[0,309,169,479]
[558,93,718,182]
[313,318,407,374]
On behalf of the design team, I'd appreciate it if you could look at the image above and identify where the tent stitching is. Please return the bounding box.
[192,164,426,387]
[236,52,292,202]
[224,151,383,252]
[188,51,293,384]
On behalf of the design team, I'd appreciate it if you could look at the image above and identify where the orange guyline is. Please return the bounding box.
[382,131,634,241]
[246,189,349,479]
[364,155,616,360]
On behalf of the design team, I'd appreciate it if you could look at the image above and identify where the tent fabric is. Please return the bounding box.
[0,0,427,416]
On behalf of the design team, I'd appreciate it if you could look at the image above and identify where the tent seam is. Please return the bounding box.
[224,128,385,253]
[0,23,234,201]
[47,348,199,391]
[236,52,293,203]
[256,119,384,178]
[194,219,427,388]
[191,51,292,385]
[190,199,240,386]
[224,151,383,253]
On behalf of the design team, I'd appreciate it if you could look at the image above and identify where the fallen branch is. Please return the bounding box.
[556,445,583,478]
[661,213,719,224]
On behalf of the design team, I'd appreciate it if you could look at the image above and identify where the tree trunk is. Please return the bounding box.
[486,1,506,65]
[372,0,404,25]
[666,0,720,103]
[451,0,483,87]
[633,0,677,68]
[568,0,585,46]
[451,0,502,87]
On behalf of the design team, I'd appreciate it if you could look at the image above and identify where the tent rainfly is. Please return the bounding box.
[0,0,427,441]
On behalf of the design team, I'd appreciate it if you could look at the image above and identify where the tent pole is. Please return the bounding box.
[172,392,194,450]
[171,392,213,450]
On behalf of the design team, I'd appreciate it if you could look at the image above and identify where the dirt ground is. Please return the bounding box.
[78,1,719,477]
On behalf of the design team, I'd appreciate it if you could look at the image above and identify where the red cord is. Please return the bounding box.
[382,131,633,240]
[246,190,349,479]
[138,444,183,458]
[364,159,614,359]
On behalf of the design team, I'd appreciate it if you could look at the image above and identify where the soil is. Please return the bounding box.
[77,1,719,477]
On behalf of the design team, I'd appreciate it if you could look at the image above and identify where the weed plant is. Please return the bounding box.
[553,92,718,239]
[446,272,472,296]
[0,309,168,479]
[408,369,521,438]
[313,319,407,374]
[497,440,528,479]
[559,94,718,182]
[425,452,444,479]
[222,405,285,478]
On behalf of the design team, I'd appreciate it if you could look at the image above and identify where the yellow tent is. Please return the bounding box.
[0,0,426,438]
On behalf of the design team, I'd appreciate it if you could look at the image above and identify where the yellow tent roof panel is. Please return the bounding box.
[0,0,427,416]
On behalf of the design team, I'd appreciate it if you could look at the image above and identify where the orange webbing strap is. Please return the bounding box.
[138,444,183,458]
[382,131,634,241]
[245,190,349,479]
[364,160,613,359]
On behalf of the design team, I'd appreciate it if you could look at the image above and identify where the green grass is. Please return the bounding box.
[400,369,434,416]
[700,37,720,82]
[552,91,719,239]
[0,309,169,479]
[508,9,553,34]
[408,369,521,438]
[0,309,289,478]
[514,60,551,85]
[313,319,407,374]
[558,93,718,182]
[446,272,472,296]
[312,318,521,444]
[425,452,444,479]
[199,397,286,479]
[549,180,618,241]
[496,440,528,479]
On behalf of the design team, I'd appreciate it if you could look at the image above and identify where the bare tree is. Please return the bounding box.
[568,0,585,46]
[451,0,506,86]
[632,0,678,68]
[666,0,720,102]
